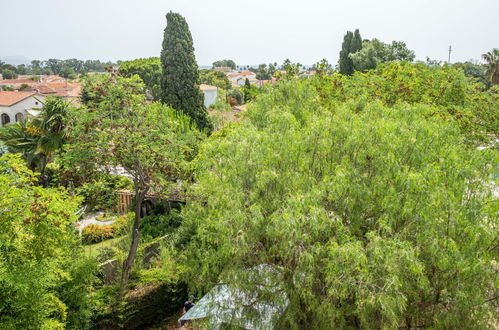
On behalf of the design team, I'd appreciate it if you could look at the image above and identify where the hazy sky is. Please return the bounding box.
[1,0,497,65]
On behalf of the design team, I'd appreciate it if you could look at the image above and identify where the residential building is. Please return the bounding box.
[226,71,257,85]
[200,84,218,108]
[0,91,44,126]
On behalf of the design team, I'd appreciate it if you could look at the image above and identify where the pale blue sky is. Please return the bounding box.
[1,0,497,65]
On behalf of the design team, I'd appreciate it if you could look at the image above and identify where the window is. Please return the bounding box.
[1,113,11,126]
[15,113,24,122]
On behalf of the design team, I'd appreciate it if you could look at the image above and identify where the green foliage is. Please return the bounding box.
[65,71,202,292]
[255,64,272,80]
[1,68,18,79]
[139,210,183,241]
[338,29,362,75]
[161,12,212,131]
[453,61,490,87]
[275,59,302,80]
[0,97,71,184]
[80,74,145,112]
[482,48,499,85]
[0,154,98,329]
[350,39,416,71]
[199,69,231,90]
[242,78,259,103]
[60,66,77,79]
[82,224,114,244]
[212,59,236,70]
[81,213,132,244]
[227,88,244,105]
[181,79,498,328]
[76,174,133,212]
[119,57,162,100]
[313,62,498,142]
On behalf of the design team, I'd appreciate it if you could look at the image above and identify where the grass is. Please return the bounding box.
[84,236,125,258]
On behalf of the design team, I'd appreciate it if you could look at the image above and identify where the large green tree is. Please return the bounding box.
[180,79,498,328]
[349,39,416,72]
[212,59,236,70]
[119,57,162,100]
[64,75,201,296]
[338,29,362,75]
[0,154,97,329]
[161,12,211,130]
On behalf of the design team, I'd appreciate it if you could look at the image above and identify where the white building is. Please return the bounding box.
[226,71,257,87]
[200,84,218,108]
[0,91,44,126]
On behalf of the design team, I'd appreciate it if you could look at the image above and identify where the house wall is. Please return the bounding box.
[203,89,218,108]
[0,95,44,126]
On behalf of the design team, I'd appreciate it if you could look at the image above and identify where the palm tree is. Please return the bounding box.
[0,97,70,184]
[482,48,499,85]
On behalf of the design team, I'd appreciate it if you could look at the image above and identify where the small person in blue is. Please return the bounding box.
[183,295,195,313]
[180,295,195,326]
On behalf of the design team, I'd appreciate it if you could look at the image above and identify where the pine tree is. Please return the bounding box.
[338,29,363,75]
[161,12,212,130]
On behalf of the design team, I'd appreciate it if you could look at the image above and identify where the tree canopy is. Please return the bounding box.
[119,57,162,100]
[180,77,498,328]
[199,69,231,90]
[64,74,201,295]
[212,59,236,70]
[349,39,416,72]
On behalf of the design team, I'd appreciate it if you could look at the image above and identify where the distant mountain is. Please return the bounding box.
[0,56,31,66]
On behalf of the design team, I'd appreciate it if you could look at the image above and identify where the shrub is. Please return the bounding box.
[82,224,114,244]
[81,213,132,245]
[139,210,183,241]
[112,212,133,236]
[76,175,133,212]
[227,88,244,105]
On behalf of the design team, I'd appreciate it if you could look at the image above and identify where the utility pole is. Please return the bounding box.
[448,45,452,64]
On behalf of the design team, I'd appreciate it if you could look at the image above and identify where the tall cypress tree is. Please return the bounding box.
[161,12,211,130]
[351,29,363,54]
[338,29,362,75]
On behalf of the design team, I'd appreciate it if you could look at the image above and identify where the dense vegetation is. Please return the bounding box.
[0,11,497,330]
[0,59,118,79]
[0,154,97,329]
[180,67,498,328]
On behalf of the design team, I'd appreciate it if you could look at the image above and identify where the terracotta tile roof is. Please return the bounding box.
[0,79,38,85]
[0,91,36,106]
[226,71,256,78]
[199,84,218,91]
[34,84,57,94]
[45,82,70,89]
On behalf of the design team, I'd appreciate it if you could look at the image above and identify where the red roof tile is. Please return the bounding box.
[0,91,36,106]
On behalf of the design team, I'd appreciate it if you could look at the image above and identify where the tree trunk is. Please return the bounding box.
[119,186,148,298]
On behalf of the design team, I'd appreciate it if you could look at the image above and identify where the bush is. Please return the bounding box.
[139,210,183,241]
[76,175,133,212]
[112,212,133,236]
[81,213,132,244]
[227,88,244,105]
[82,224,114,244]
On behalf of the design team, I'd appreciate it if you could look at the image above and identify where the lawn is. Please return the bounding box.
[84,236,125,258]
